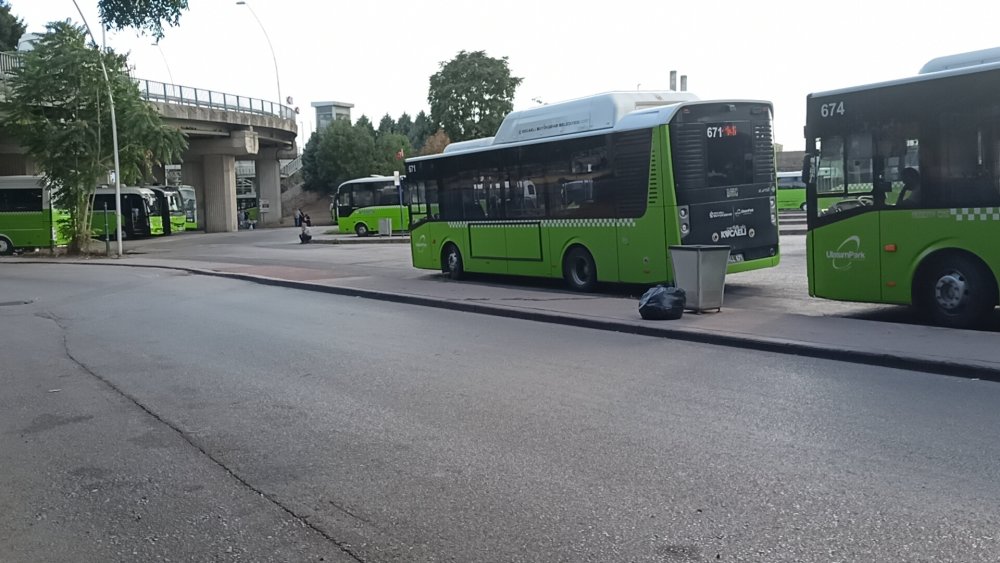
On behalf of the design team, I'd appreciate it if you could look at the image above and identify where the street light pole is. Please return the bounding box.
[236,1,282,111]
[71,0,123,257]
[152,41,175,85]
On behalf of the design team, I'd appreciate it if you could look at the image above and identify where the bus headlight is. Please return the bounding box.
[769,196,777,225]
[678,205,690,239]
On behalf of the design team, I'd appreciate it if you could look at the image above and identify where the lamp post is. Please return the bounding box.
[236,0,282,111]
[71,0,123,257]
[152,41,175,85]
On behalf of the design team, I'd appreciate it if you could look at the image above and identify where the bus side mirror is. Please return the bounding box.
[801,154,812,183]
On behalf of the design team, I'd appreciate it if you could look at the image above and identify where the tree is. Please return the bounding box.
[428,50,522,142]
[395,112,413,142]
[354,115,376,140]
[409,111,435,152]
[300,118,376,193]
[376,113,396,139]
[0,1,25,51]
[373,133,411,176]
[418,129,451,156]
[98,0,188,40]
[0,22,186,253]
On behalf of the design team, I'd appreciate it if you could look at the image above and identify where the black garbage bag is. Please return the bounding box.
[638,285,686,320]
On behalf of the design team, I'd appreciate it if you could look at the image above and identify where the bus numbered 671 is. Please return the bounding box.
[405,91,780,291]
[804,47,1000,328]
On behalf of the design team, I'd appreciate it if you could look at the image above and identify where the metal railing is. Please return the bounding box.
[137,78,296,120]
[280,156,302,177]
[1,51,296,121]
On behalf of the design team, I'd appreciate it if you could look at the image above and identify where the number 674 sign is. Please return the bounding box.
[820,101,845,118]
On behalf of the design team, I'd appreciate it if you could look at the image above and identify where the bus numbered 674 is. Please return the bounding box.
[405,91,780,291]
[804,47,1000,328]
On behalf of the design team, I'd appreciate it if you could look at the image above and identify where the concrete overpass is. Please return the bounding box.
[0,53,298,232]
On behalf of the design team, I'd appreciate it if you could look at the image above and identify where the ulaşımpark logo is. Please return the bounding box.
[826,235,866,270]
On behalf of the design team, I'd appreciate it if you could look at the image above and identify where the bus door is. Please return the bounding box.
[808,134,883,302]
[337,185,358,220]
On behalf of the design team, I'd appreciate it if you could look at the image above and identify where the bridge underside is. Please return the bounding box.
[0,99,298,234]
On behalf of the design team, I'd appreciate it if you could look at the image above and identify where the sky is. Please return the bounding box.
[13,1,1000,152]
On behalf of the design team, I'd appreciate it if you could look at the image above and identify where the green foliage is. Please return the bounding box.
[428,50,522,142]
[354,115,375,140]
[409,111,435,152]
[98,0,188,40]
[0,1,25,51]
[373,133,411,176]
[0,22,186,253]
[377,113,396,138]
[301,118,376,193]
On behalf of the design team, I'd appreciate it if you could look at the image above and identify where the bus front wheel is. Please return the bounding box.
[442,244,464,280]
[915,253,998,328]
[563,246,597,292]
[355,223,369,237]
[0,236,13,255]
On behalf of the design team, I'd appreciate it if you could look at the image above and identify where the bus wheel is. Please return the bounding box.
[0,236,13,255]
[442,243,464,280]
[563,246,597,292]
[915,253,998,328]
[355,223,369,237]
[800,202,807,211]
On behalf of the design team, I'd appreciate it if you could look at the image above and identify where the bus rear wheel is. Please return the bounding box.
[0,236,13,255]
[563,246,597,292]
[442,243,464,280]
[355,223,369,237]
[915,253,998,328]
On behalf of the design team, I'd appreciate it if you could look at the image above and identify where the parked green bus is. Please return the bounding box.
[92,186,158,239]
[177,185,198,230]
[776,171,806,211]
[406,91,780,290]
[333,175,411,236]
[804,47,1000,328]
[149,186,186,234]
[0,175,58,254]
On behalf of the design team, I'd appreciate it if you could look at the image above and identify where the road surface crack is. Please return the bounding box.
[37,311,367,563]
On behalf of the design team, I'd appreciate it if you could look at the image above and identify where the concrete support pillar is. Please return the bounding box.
[203,154,237,232]
[181,159,206,231]
[256,157,282,227]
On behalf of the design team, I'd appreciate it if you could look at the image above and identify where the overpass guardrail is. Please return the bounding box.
[1,51,296,121]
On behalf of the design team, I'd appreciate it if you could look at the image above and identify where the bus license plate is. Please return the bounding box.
[728,253,745,264]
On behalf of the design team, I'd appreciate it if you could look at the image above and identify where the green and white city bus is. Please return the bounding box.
[176,185,198,230]
[0,175,60,254]
[405,91,780,290]
[776,171,807,211]
[148,186,186,234]
[92,186,157,239]
[804,47,1000,327]
[334,175,411,236]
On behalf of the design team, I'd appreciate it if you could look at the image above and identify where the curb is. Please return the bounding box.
[8,259,999,381]
[312,237,410,245]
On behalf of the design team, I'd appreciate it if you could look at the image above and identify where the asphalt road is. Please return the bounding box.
[3,264,1000,562]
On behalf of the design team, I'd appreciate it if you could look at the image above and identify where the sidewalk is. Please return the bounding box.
[8,254,999,379]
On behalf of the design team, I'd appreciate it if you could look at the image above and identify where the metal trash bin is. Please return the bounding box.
[668,245,731,313]
[378,218,393,236]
